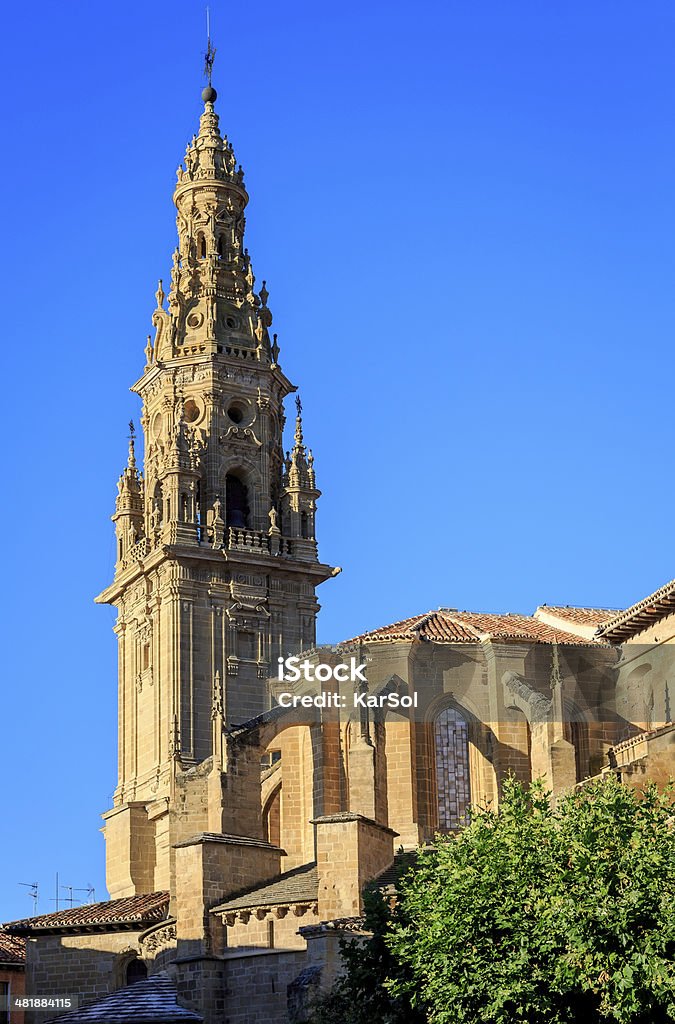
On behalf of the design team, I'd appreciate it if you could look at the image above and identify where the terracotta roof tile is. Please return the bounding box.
[0,931,25,965]
[347,608,604,646]
[43,972,202,1024]
[596,578,675,641]
[538,606,619,627]
[4,892,169,935]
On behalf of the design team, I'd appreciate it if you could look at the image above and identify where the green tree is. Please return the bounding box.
[388,776,675,1023]
[308,871,426,1024]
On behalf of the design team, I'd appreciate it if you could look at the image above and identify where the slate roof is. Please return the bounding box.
[596,578,675,641]
[0,931,25,965]
[212,862,318,913]
[371,852,418,893]
[5,892,169,936]
[213,851,417,915]
[347,608,604,646]
[43,972,202,1024]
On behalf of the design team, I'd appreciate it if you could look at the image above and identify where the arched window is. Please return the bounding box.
[300,511,309,539]
[198,234,206,259]
[217,234,225,256]
[564,702,590,783]
[262,781,281,848]
[225,472,249,529]
[434,706,471,829]
[125,958,148,985]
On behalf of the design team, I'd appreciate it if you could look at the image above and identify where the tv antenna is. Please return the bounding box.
[204,7,216,86]
[19,882,38,915]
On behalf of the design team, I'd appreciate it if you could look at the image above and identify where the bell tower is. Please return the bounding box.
[96,80,337,897]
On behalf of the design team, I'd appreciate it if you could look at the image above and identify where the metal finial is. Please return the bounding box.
[296,395,302,418]
[127,421,137,469]
[204,7,217,86]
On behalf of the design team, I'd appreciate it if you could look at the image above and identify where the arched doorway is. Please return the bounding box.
[125,957,148,985]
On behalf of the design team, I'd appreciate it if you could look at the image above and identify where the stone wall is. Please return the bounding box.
[222,949,307,1024]
[225,908,320,951]
[22,930,146,1024]
[0,965,25,1024]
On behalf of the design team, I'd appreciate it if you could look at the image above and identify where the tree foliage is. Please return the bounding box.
[308,874,425,1024]
[389,776,675,1023]
[310,776,675,1024]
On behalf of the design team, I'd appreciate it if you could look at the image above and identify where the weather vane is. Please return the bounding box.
[296,395,302,417]
[204,7,216,86]
[128,420,135,440]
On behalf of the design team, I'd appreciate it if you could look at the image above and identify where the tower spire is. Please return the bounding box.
[97,54,337,899]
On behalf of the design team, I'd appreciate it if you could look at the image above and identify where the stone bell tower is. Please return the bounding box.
[96,81,337,898]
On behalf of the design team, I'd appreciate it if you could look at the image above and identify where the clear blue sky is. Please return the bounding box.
[1,0,675,920]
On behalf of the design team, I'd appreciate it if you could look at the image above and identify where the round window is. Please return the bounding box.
[184,399,200,423]
[228,403,245,424]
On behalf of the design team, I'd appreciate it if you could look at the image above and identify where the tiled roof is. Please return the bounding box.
[347,608,604,646]
[5,892,169,936]
[43,972,202,1024]
[537,606,619,627]
[212,863,318,913]
[0,931,25,965]
[214,852,419,915]
[596,578,675,642]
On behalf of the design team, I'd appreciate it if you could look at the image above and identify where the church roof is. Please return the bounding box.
[212,851,416,915]
[347,607,611,646]
[595,577,675,641]
[43,972,202,1024]
[537,606,619,628]
[0,930,25,965]
[212,862,318,913]
[4,892,169,936]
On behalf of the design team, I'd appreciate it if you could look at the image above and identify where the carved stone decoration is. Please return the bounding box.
[140,923,177,956]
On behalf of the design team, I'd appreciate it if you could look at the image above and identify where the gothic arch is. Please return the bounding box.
[564,699,590,783]
[262,778,282,848]
[425,696,495,829]
[433,704,472,830]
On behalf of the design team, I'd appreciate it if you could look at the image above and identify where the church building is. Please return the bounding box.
[2,70,674,1024]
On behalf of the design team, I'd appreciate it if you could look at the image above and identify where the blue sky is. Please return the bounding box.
[2,0,675,919]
